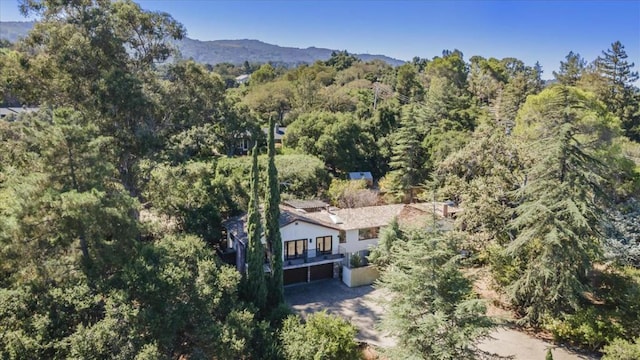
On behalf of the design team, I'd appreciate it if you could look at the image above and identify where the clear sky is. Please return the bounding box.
[1,0,639,79]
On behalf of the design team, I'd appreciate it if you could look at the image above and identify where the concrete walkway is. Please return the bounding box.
[285,279,599,360]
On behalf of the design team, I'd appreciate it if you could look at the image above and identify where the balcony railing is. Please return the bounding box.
[340,248,371,269]
[283,249,344,267]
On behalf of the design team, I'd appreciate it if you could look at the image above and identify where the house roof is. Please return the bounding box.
[0,107,39,118]
[278,209,341,230]
[224,202,459,239]
[348,172,373,181]
[282,199,329,211]
[261,125,287,141]
[298,204,408,230]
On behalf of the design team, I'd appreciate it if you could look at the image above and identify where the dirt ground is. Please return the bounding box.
[285,278,599,360]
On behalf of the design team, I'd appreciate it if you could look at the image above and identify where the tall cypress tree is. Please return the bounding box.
[246,143,267,311]
[265,119,284,305]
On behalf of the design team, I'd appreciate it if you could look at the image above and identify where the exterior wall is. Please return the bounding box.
[340,229,379,253]
[342,265,379,287]
[280,221,340,259]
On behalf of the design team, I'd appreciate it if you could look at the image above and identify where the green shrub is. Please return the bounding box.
[350,253,362,268]
[602,337,640,360]
[546,307,625,351]
[280,312,360,360]
[487,243,521,287]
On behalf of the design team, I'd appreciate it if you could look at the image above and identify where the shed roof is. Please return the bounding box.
[348,172,373,181]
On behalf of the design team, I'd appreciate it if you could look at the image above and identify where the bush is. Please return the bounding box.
[350,253,362,268]
[602,337,640,360]
[546,307,625,351]
[280,312,360,360]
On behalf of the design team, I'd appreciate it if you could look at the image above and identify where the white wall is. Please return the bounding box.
[340,229,379,253]
[279,221,340,259]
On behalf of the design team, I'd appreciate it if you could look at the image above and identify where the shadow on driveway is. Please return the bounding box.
[284,279,395,347]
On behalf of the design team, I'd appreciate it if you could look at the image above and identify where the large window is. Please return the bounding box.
[316,236,332,254]
[358,227,380,241]
[285,239,306,260]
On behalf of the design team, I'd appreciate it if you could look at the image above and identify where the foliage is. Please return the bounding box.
[280,312,360,360]
[325,50,360,71]
[265,119,284,306]
[327,179,377,208]
[349,253,363,268]
[214,153,330,207]
[368,218,402,270]
[547,307,625,350]
[553,51,587,86]
[500,86,628,326]
[387,104,429,202]
[604,199,640,267]
[594,41,639,141]
[437,123,525,247]
[284,110,374,174]
[547,266,640,352]
[602,337,640,360]
[376,229,493,359]
[246,145,268,312]
[143,160,235,243]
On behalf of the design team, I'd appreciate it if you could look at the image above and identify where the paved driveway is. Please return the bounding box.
[285,279,394,347]
[285,279,598,360]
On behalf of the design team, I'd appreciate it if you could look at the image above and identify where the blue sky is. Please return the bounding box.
[1,0,638,80]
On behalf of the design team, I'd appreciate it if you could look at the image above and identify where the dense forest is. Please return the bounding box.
[1,1,640,359]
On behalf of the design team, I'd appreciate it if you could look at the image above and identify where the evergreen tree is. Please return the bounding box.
[553,51,587,86]
[507,86,611,325]
[368,217,403,270]
[387,105,428,202]
[595,41,640,141]
[377,229,493,359]
[246,143,267,312]
[265,118,284,306]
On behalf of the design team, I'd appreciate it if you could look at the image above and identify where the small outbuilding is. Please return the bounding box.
[348,172,373,187]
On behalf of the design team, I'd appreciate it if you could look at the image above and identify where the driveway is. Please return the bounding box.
[285,279,599,360]
[285,279,393,347]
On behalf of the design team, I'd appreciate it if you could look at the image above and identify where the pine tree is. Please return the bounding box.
[553,51,586,86]
[387,104,428,202]
[377,229,493,359]
[595,41,640,141]
[246,143,267,312]
[265,118,284,306]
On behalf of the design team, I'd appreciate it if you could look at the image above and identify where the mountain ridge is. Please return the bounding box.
[0,21,405,67]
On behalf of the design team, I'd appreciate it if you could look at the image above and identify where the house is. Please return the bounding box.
[261,124,286,146]
[234,124,286,155]
[223,201,457,286]
[348,172,373,187]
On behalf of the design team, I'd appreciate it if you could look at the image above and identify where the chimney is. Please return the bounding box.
[442,203,448,218]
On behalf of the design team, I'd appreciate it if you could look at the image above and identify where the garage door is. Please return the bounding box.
[310,263,334,281]
[284,267,307,285]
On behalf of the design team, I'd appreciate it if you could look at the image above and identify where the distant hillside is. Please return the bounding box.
[0,21,33,43]
[0,21,404,67]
